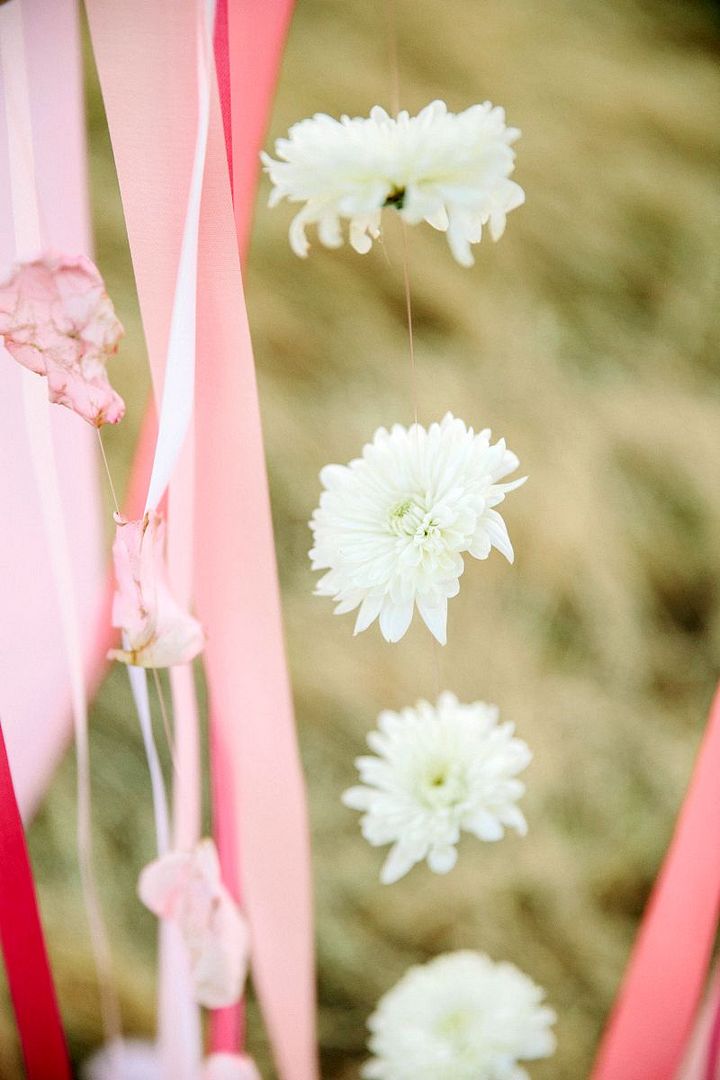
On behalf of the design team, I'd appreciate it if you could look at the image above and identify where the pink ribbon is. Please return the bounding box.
[592,684,720,1079]
[226,0,295,257]
[0,719,70,1079]
[0,0,105,819]
[85,4,317,1077]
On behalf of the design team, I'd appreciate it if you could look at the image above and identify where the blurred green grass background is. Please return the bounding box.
[2,0,720,1076]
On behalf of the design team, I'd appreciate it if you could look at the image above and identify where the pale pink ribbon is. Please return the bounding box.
[592,684,720,1079]
[84,3,317,1076]
[117,2,215,1074]
[0,0,105,819]
[0,0,120,1054]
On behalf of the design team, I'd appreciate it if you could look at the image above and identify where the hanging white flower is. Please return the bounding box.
[82,1040,162,1080]
[262,99,524,266]
[364,951,556,1080]
[309,414,525,645]
[342,692,531,884]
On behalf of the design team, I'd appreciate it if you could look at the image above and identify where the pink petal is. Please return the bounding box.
[0,251,125,427]
[137,840,249,1009]
[137,850,194,919]
[109,511,205,668]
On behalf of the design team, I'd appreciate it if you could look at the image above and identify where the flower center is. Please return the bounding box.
[389,497,427,535]
[420,760,466,809]
[383,187,406,210]
[437,1008,473,1040]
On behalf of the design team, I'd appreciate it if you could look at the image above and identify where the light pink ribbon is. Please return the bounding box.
[0,0,105,819]
[0,0,121,1054]
[85,3,317,1077]
[593,684,720,1079]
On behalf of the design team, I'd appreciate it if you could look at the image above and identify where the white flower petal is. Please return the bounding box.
[365,952,556,1078]
[380,842,421,884]
[379,600,414,643]
[309,415,524,644]
[342,785,374,811]
[427,844,458,875]
[482,509,515,563]
[416,594,448,645]
[263,100,523,264]
[344,694,531,883]
[354,593,384,634]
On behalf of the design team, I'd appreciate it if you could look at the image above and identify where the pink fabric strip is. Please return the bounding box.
[85,5,317,1077]
[208,2,296,1054]
[214,0,232,186]
[209,718,245,1053]
[0,719,71,1079]
[0,0,120,1050]
[194,93,317,1080]
[592,684,720,1080]
[0,0,104,820]
[227,0,295,260]
[208,6,241,1052]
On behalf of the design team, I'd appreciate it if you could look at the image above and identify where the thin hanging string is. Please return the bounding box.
[96,429,120,516]
[385,0,401,117]
[0,1,123,1057]
[385,0,419,427]
[387,0,447,692]
[433,639,444,699]
[400,222,419,426]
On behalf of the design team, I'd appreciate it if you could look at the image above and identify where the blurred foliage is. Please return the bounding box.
[1,0,719,1076]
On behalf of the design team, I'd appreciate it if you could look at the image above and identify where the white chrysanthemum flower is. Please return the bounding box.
[262,100,524,266]
[364,951,556,1080]
[342,692,531,884]
[309,414,525,645]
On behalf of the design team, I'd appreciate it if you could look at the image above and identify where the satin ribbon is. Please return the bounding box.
[226,0,295,256]
[0,0,104,820]
[123,3,215,1074]
[592,683,720,1079]
[0,719,70,1079]
[209,2,297,1055]
[85,3,317,1075]
[145,0,215,516]
[0,0,121,1053]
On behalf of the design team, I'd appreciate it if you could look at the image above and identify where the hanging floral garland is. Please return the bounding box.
[263,77,556,1075]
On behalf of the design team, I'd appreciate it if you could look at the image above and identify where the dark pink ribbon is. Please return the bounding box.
[0,720,70,1079]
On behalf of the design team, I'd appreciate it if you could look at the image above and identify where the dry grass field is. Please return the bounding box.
[2,0,719,1076]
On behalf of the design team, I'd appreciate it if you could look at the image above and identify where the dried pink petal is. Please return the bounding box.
[0,251,125,426]
[138,839,249,1009]
[109,511,205,668]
